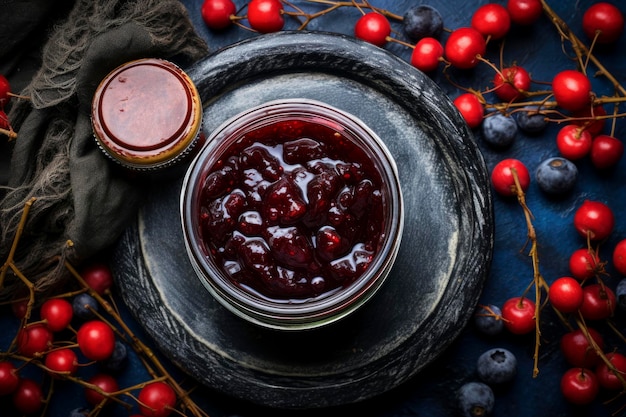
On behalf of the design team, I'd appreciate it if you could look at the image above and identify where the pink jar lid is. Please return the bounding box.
[92,58,202,170]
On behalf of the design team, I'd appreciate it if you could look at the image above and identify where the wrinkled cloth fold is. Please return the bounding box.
[0,0,208,298]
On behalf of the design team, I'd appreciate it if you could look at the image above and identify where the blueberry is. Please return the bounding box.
[72,293,98,320]
[476,348,517,385]
[515,106,548,134]
[457,382,495,417]
[616,278,626,311]
[403,5,444,41]
[481,114,518,149]
[69,408,90,417]
[535,157,578,195]
[474,304,504,336]
[101,341,128,373]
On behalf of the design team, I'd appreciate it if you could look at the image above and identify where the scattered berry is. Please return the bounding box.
[590,134,624,169]
[556,124,593,160]
[354,12,391,47]
[548,276,584,313]
[474,304,504,336]
[445,27,487,69]
[453,93,484,129]
[45,348,79,376]
[101,341,128,373]
[0,74,11,107]
[507,0,543,25]
[247,0,284,33]
[582,2,625,44]
[81,262,114,295]
[17,323,53,357]
[12,378,44,415]
[73,293,99,320]
[560,368,599,405]
[476,348,517,385]
[0,361,20,396]
[535,157,578,195]
[579,283,616,320]
[569,248,600,280]
[471,3,511,40]
[481,113,518,149]
[410,37,444,72]
[595,352,626,390]
[77,320,116,361]
[573,200,615,241]
[613,239,626,275]
[515,106,548,134]
[201,0,236,30]
[491,158,530,197]
[501,296,536,334]
[138,381,177,417]
[561,327,604,368]
[40,298,74,332]
[84,373,119,406]
[616,278,626,310]
[403,5,444,41]
[552,70,592,112]
[493,66,531,102]
[457,381,495,417]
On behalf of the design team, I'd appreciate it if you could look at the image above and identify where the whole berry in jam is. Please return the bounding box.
[198,118,388,300]
[403,5,444,41]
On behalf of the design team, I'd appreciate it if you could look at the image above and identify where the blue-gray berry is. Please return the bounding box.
[515,106,548,134]
[481,113,518,149]
[616,278,626,311]
[474,304,504,336]
[457,382,495,417]
[403,6,444,41]
[476,348,517,385]
[535,157,578,195]
[72,293,98,320]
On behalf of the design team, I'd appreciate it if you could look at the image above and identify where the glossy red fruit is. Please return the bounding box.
[410,37,444,72]
[0,361,20,396]
[445,27,486,69]
[556,124,593,160]
[595,352,626,390]
[582,2,625,44]
[138,381,177,417]
[82,262,114,295]
[579,283,616,320]
[572,105,607,137]
[45,348,78,376]
[12,378,43,415]
[17,323,53,357]
[40,298,73,332]
[11,299,29,319]
[613,239,626,275]
[591,135,624,169]
[471,3,511,39]
[491,158,530,197]
[549,277,584,313]
[501,296,536,335]
[507,0,543,25]
[573,200,614,241]
[247,0,284,33]
[0,74,11,107]
[560,368,599,405]
[85,373,119,406]
[201,0,236,30]
[493,66,531,102]
[561,328,604,368]
[354,12,391,47]
[77,320,115,361]
[552,70,592,112]
[453,93,484,129]
[569,248,600,281]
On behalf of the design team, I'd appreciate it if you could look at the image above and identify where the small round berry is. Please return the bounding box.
[457,382,495,417]
[471,3,511,40]
[501,296,536,334]
[535,157,578,195]
[591,134,624,169]
[44,348,79,376]
[561,327,604,368]
[81,262,114,295]
[481,113,518,149]
[579,283,616,320]
[403,5,444,41]
[354,12,391,47]
[73,293,99,320]
[0,74,11,107]
[40,298,74,332]
[138,381,177,417]
[493,66,531,102]
[473,304,504,336]
[569,248,600,280]
[491,158,530,197]
[515,106,548,134]
[453,93,484,129]
[507,0,543,25]
[102,341,128,373]
[556,124,593,160]
[548,276,584,313]
[410,37,444,73]
[561,368,599,405]
[247,0,284,33]
[595,352,626,390]
[613,239,626,276]
[477,348,517,385]
[0,361,20,396]
[12,378,44,415]
[582,2,625,44]
[573,200,615,241]
[17,323,53,357]
[445,27,487,69]
[616,278,626,311]
[201,0,236,30]
[77,320,116,361]
[84,373,119,406]
[552,70,592,112]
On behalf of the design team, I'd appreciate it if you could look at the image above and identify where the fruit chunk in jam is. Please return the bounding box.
[198,118,386,300]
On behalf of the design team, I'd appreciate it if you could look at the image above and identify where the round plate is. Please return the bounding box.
[113,32,493,409]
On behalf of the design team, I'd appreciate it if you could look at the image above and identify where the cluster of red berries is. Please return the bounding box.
[0,263,180,416]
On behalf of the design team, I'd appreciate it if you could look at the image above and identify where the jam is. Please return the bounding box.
[198,118,387,300]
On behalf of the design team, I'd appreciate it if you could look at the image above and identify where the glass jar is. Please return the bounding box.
[91,58,202,171]
[180,99,404,331]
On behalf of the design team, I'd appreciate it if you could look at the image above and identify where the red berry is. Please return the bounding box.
[0,361,20,396]
[354,12,391,47]
[549,276,584,313]
[501,296,536,335]
[410,37,443,72]
[591,134,624,169]
[561,328,604,368]
[573,200,615,241]
[85,373,119,406]
[613,239,626,275]
[247,0,284,33]
[11,299,29,319]
[77,320,116,361]
[453,93,484,129]
[444,27,486,69]
[572,105,607,137]
[0,74,11,108]
[569,248,600,280]
[493,65,531,102]
[595,352,626,390]
[507,0,543,25]
[201,0,236,30]
[138,381,177,417]
[490,158,530,197]
[44,348,78,376]
[582,2,625,44]
[17,323,53,357]
[560,368,599,405]
[579,283,616,320]
[12,378,43,415]
[471,3,511,40]
[40,298,74,332]
[552,70,592,112]
[556,124,593,160]
[82,262,114,295]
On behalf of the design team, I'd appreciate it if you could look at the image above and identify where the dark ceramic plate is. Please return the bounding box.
[113,32,494,409]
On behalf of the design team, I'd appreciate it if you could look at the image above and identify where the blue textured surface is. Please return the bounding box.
[1,1,625,416]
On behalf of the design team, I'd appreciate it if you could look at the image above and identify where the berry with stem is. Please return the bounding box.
[201,0,236,30]
[515,106,548,134]
[590,134,624,169]
[474,304,504,336]
[573,200,615,242]
[138,381,177,417]
[579,283,616,321]
[247,0,284,33]
[77,320,116,361]
[548,276,583,313]
[453,93,484,129]
[17,323,53,357]
[560,368,599,405]
[40,298,74,332]
[471,3,511,40]
[45,348,79,376]
[556,124,593,160]
[613,239,626,275]
[481,113,518,149]
[506,0,543,26]
[445,27,486,69]
[491,158,530,197]
[552,70,592,112]
[561,327,604,368]
[410,37,443,73]
[84,373,119,406]
[354,12,391,47]
[12,378,44,415]
[569,248,601,280]
[501,296,536,335]
[403,5,443,41]
[0,361,20,396]
[582,2,625,44]
[493,66,531,102]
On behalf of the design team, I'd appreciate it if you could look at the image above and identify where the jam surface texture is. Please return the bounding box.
[198,118,387,300]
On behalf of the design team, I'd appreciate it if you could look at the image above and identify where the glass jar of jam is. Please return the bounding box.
[181,99,404,330]
[91,58,202,171]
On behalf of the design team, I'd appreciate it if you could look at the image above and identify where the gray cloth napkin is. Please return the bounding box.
[0,0,208,298]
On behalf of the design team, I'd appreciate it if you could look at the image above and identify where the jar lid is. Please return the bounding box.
[92,58,202,170]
